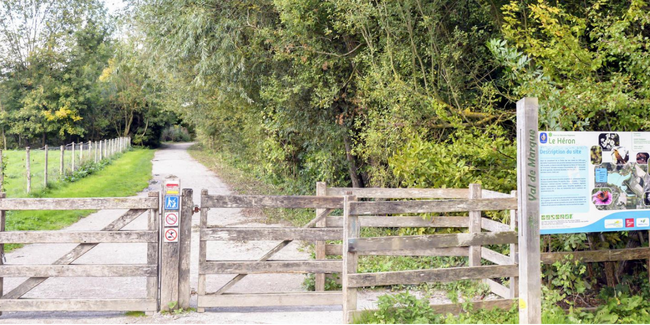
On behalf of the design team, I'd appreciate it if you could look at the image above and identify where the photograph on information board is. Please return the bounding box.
[539,131,650,234]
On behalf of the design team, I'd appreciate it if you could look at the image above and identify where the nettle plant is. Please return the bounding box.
[543,256,589,307]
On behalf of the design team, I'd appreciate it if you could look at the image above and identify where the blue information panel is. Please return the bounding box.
[539,132,650,234]
[164,195,179,211]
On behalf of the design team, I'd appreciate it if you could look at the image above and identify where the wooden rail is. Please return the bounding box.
[337,185,519,323]
[349,198,517,215]
[0,194,160,314]
[541,247,650,264]
[197,192,340,311]
[0,197,157,210]
[202,195,343,209]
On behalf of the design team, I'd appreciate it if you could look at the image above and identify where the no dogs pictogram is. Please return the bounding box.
[164,212,179,227]
[164,228,178,242]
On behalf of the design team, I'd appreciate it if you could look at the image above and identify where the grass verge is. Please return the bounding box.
[3,148,77,197]
[5,149,154,249]
[188,143,314,226]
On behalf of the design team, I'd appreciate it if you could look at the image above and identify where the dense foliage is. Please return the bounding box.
[0,0,180,147]
[129,0,650,305]
[3,0,650,309]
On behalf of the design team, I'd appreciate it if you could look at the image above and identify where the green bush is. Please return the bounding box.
[355,292,442,324]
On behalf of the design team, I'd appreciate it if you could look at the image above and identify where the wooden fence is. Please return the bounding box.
[334,186,519,323]
[0,192,159,313]
[197,191,345,311]
[198,184,520,321]
[0,137,131,195]
[315,183,518,299]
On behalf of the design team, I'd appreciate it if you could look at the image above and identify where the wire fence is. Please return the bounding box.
[0,137,131,197]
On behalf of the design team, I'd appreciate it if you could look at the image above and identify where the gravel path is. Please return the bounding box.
[0,143,344,323]
[0,143,459,323]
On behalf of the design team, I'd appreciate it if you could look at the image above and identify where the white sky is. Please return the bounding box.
[103,0,126,15]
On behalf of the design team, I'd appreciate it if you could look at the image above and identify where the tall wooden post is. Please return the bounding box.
[315,182,327,291]
[99,140,103,160]
[0,192,5,316]
[469,183,482,267]
[342,195,359,324]
[80,141,83,164]
[0,150,4,191]
[517,97,541,324]
[160,178,181,311]
[146,191,159,315]
[178,188,193,309]
[59,145,64,176]
[509,190,519,298]
[197,189,208,313]
[71,142,75,172]
[25,147,31,193]
[43,145,48,188]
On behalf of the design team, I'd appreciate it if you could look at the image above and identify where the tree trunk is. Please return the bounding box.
[343,133,363,188]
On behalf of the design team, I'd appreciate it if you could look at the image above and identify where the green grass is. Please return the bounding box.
[124,311,146,317]
[5,149,154,249]
[188,143,315,226]
[2,148,81,197]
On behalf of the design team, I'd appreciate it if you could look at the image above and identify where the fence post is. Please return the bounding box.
[469,183,482,267]
[0,192,5,316]
[160,178,181,311]
[80,141,83,164]
[342,194,358,324]
[71,142,75,172]
[0,149,4,191]
[147,191,159,315]
[103,139,107,159]
[509,190,519,299]
[315,181,327,291]
[178,188,193,309]
[44,145,48,188]
[60,145,64,176]
[94,141,98,163]
[25,147,31,193]
[99,140,103,160]
[516,97,541,324]
[197,189,208,313]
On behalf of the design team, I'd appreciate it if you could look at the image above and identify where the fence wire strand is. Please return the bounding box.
[0,137,131,197]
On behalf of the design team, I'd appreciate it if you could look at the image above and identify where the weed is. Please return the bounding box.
[124,311,146,317]
[162,301,196,315]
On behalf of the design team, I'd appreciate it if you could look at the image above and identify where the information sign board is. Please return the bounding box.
[539,131,650,234]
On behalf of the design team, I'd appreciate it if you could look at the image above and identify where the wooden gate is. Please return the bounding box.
[0,193,160,313]
[197,191,344,311]
[339,188,519,323]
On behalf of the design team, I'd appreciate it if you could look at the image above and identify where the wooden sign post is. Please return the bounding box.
[161,178,181,311]
[516,97,541,324]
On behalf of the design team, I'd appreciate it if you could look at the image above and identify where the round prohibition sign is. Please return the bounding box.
[164,228,178,242]
[165,212,178,226]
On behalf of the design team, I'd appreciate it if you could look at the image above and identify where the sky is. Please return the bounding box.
[103,0,127,15]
